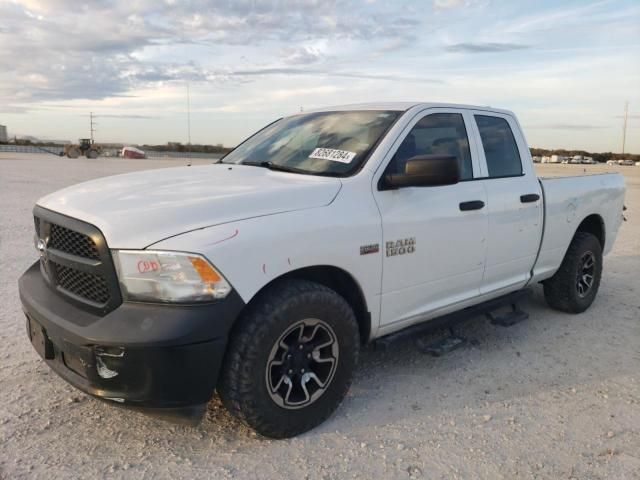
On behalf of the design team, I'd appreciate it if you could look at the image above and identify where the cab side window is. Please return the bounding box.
[387,113,473,180]
[475,115,523,178]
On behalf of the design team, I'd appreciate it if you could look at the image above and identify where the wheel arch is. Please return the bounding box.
[575,214,605,250]
[240,265,371,344]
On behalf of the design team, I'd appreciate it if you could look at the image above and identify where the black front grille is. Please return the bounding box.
[50,224,100,260]
[33,206,121,315]
[54,262,110,304]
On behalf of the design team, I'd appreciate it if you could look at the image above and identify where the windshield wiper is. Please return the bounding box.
[239,160,343,177]
[242,161,304,174]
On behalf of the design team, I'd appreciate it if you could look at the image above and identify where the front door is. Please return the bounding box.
[373,109,488,331]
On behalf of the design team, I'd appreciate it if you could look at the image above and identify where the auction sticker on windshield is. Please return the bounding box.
[309,148,356,163]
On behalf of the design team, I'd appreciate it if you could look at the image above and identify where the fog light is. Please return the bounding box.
[96,356,118,379]
[94,346,125,379]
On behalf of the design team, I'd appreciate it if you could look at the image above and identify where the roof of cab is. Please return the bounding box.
[304,102,514,116]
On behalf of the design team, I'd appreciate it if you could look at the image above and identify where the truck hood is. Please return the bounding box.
[37,164,342,248]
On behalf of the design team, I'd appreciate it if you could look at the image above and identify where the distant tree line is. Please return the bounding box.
[530,148,639,163]
[141,142,233,155]
[5,139,234,154]
[7,139,64,147]
[4,138,638,162]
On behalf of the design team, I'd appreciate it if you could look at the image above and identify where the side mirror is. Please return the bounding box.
[382,154,460,189]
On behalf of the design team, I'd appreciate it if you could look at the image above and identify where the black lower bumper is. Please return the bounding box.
[19,262,245,421]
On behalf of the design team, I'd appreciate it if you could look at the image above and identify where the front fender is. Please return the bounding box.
[149,204,383,335]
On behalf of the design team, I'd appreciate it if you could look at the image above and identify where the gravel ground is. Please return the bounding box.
[1,153,639,479]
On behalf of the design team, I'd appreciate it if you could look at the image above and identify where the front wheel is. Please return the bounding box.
[66,147,80,159]
[218,279,360,438]
[543,232,603,313]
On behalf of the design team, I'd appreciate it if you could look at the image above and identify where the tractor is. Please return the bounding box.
[63,139,101,159]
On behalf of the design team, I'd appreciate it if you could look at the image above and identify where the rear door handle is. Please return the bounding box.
[459,200,485,211]
[520,193,540,203]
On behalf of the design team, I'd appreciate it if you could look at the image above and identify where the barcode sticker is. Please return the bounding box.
[308,148,357,163]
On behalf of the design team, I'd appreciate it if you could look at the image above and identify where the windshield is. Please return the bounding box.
[221,110,401,176]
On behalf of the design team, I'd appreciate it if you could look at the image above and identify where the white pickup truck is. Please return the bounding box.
[20,102,625,438]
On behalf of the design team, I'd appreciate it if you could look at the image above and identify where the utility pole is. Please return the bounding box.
[187,83,192,150]
[90,112,97,144]
[622,101,629,155]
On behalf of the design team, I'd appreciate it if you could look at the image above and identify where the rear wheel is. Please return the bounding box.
[218,279,360,438]
[543,232,602,313]
[86,149,99,159]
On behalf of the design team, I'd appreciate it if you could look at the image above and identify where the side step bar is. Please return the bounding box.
[416,329,467,356]
[373,289,530,352]
[486,303,529,327]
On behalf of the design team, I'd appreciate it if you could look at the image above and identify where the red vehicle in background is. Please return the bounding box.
[121,146,146,159]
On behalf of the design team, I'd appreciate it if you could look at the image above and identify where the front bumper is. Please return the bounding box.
[19,261,245,422]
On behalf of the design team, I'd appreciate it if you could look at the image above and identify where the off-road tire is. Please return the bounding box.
[218,279,360,438]
[543,232,602,313]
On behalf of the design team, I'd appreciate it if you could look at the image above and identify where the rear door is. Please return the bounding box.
[469,112,543,294]
[373,108,489,331]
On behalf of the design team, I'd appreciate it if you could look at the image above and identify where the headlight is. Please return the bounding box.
[112,250,232,303]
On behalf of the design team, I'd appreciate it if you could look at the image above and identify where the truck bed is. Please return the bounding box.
[531,172,625,283]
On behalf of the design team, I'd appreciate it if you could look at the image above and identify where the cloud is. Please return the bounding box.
[1,104,30,114]
[98,114,158,119]
[280,45,326,65]
[433,0,477,11]
[0,0,422,106]
[1,0,638,153]
[227,67,443,84]
[501,1,620,35]
[445,42,530,53]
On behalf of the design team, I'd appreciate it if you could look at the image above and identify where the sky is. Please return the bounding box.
[0,0,639,152]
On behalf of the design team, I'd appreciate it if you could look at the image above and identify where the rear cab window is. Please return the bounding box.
[474,115,523,178]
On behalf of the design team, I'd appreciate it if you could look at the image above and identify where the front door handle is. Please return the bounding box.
[520,193,540,203]
[459,200,485,211]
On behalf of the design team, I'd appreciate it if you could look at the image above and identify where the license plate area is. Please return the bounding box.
[28,316,55,360]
